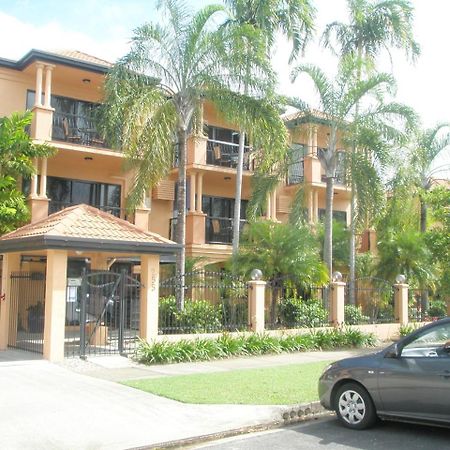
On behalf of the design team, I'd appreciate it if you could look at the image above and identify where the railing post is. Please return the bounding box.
[394,281,409,326]
[248,270,266,333]
[330,280,345,327]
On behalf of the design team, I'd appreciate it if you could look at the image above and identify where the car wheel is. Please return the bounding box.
[334,382,377,430]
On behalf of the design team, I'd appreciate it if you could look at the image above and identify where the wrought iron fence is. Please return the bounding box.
[346,278,395,324]
[265,275,330,330]
[159,271,248,334]
[64,270,140,358]
[8,272,46,354]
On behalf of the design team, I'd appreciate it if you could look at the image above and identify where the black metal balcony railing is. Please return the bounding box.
[49,201,125,219]
[287,159,305,185]
[169,216,247,244]
[205,216,247,244]
[206,139,253,170]
[320,172,346,185]
[52,112,111,150]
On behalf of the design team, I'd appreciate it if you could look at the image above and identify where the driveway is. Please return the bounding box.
[0,357,285,450]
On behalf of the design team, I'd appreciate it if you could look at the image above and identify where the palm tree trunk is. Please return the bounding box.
[420,196,427,233]
[232,130,245,256]
[324,175,335,276]
[349,187,357,304]
[175,128,187,310]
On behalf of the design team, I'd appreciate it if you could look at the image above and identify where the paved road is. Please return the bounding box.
[197,416,450,450]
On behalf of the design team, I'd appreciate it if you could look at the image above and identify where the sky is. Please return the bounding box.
[0,0,449,174]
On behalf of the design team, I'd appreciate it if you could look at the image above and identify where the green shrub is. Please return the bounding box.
[344,305,370,325]
[427,300,447,318]
[399,323,420,337]
[279,297,328,328]
[159,297,222,333]
[135,328,376,365]
[176,300,222,333]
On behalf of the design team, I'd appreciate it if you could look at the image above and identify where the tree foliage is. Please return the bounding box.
[0,112,53,233]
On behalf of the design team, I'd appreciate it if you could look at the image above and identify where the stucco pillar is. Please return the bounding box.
[39,158,48,198]
[0,253,21,351]
[30,159,38,198]
[394,283,409,326]
[43,250,68,362]
[307,125,313,156]
[308,190,313,222]
[312,126,318,156]
[313,190,319,222]
[248,280,266,333]
[189,173,196,211]
[330,281,345,327]
[266,195,272,220]
[271,191,277,221]
[140,254,160,341]
[196,172,203,212]
[44,65,54,108]
[34,63,44,107]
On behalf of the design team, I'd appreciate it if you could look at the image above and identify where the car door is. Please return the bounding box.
[377,321,450,423]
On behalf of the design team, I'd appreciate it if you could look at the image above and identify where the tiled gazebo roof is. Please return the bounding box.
[0,204,180,255]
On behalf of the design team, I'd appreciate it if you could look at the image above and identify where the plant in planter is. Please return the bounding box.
[27,301,45,333]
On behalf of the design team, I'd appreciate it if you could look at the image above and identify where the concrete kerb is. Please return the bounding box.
[133,401,331,450]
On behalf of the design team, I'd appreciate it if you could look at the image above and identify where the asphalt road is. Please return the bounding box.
[196,416,450,450]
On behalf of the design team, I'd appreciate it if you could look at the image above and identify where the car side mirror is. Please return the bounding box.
[385,343,400,359]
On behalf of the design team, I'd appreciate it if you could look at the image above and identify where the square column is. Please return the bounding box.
[248,280,266,333]
[140,254,160,341]
[330,281,345,327]
[0,253,21,350]
[43,250,68,361]
[394,283,409,326]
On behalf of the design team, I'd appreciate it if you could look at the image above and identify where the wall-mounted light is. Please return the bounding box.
[224,176,231,181]
[82,78,91,84]
[84,156,93,161]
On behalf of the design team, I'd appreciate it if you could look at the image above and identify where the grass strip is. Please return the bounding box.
[122,360,331,405]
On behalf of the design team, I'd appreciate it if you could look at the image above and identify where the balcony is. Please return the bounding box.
[170,216,248,245]
[206,139,253,170]
[49,201,126,219]
[52,111,112,150]
[205,216,247,244]
[287,159,305,185]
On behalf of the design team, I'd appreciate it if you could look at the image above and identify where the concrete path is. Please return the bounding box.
[0,347,377,450]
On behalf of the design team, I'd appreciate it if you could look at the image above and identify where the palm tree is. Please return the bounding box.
[223,0,316,256]
[409,124,450,233]
[322,0,420,303]
[101,0,284,309]
[290,58,415,276]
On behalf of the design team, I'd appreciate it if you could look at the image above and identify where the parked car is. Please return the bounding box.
[319,317,450,430]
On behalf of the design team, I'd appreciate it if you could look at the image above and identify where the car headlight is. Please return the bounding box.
[322,363,336,374]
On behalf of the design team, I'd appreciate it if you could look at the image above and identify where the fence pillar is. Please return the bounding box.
[43,250,68,362]
[0,253,21,350]
[248,280,266,333]
[394,283,409,325]
[330,281,345,327]
[140,254,160,341]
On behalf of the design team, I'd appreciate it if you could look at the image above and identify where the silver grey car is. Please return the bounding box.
[319,317,450,429]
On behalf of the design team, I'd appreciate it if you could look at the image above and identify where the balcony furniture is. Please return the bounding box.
[62,117,81,144]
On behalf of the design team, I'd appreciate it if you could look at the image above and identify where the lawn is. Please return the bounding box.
[122,360,331,405]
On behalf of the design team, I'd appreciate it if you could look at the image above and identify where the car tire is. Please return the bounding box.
[334,382,377,430]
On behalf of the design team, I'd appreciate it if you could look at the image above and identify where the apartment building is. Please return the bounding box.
[0,49,350,264]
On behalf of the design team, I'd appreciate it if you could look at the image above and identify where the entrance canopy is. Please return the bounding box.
[0,204,180,255]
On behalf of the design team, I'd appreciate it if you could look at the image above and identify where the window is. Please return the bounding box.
[202,196,248,219]
[287,143,305,184]
[318,209,347,224]
[402,323,450,358]
[207,125,248,146]
[46,176,121,215]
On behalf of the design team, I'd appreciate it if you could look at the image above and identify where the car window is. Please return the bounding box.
[402,323,450,358]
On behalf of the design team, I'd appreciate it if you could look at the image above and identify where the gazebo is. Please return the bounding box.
[0,204,180,361]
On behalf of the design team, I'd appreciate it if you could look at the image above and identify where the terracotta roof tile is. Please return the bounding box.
[1,204,174,245]
[48,50,113,68]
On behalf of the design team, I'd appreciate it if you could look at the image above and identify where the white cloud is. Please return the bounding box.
[0,12,128,63]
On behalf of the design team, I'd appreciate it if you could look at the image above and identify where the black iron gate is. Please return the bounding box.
[8,272,46,354]
[65,269,140,358]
